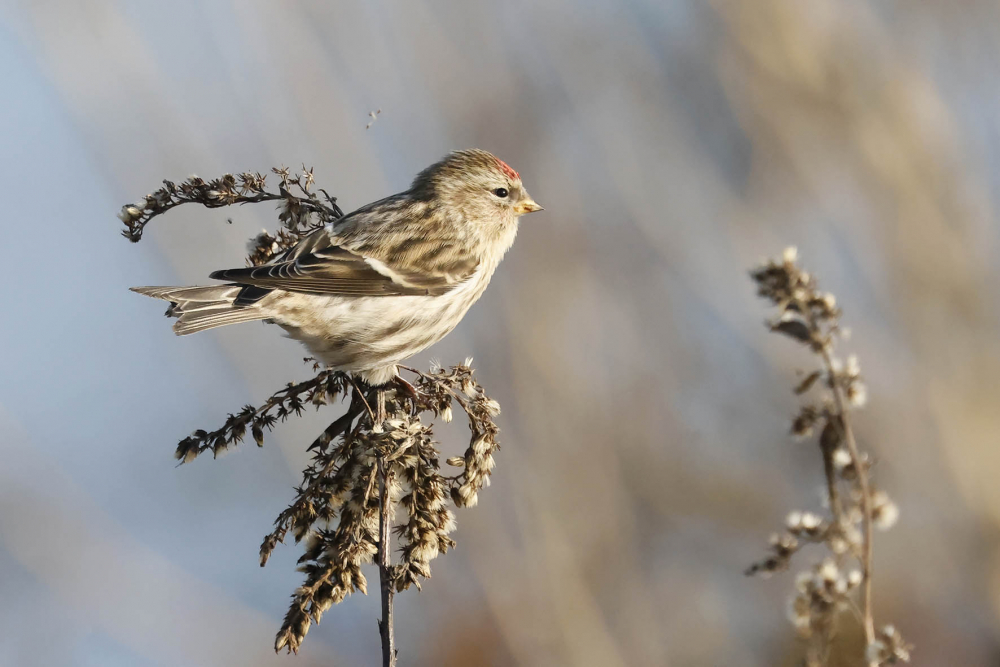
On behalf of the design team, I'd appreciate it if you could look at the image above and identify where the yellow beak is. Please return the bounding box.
[514,198,544,215]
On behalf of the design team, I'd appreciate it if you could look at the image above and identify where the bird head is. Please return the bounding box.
[411,149,542,226]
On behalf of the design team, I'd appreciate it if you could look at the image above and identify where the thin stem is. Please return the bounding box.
[377,456,396,667]
[793,299,847,534]
[820,440,845,530]
[347,377,377,425]
[793,288,876,659]
[820,346,876,651]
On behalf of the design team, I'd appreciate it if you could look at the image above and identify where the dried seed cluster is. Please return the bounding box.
[175,369,350,462]
[120,169,504,657]
[118,166,342,266]
[266,365,500,653]
[411,360,502,508]
[747,248,909,665]
[786,559,863,639]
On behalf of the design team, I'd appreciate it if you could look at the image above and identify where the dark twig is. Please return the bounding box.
[821,347,876,646]
[377,455,396,667]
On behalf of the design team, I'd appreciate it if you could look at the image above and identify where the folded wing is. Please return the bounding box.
[210,228,476,298]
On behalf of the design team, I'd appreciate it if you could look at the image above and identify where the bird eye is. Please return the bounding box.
[493,187,509,198]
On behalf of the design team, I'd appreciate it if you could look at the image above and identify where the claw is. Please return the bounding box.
[394,376,419,399]
[393,375,423,416]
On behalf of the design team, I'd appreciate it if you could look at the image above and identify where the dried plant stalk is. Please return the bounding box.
[120,168,504,663]
[746,248,911,666]
[377,454,396,667]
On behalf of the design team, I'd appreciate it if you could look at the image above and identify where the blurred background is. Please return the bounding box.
[1,0,999,665]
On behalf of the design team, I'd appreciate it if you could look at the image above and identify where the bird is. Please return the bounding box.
[132,149,542,388]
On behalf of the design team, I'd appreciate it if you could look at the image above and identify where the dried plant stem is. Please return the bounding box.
[794,280,877,658]
[121,169,505,659]
[821,347,876,648]
[820,446,843,524]
[794,295,848,530]
[377,455,396,667]
[806,636,830,667]
[749,249,908,665]
[801,287,875,650]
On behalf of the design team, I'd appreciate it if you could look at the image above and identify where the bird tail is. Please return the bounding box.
[130,285,268,335]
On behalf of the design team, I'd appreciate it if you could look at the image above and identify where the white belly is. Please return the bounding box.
[261,267,492,382]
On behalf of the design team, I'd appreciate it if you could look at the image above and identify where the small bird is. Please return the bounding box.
[132,149,542,387]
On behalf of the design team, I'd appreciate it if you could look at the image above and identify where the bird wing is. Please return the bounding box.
[211,220,477,298]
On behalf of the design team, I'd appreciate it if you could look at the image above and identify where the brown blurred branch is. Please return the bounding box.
[788,282,876,648]
[819,347,875,648]
[746,248,910,666]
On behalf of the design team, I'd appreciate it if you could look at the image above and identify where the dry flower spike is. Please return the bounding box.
[747,248,909,666]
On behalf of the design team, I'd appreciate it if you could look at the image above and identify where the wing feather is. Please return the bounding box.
[210,219,476,297]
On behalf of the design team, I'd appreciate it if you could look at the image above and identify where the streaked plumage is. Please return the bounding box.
[132,149,541,385]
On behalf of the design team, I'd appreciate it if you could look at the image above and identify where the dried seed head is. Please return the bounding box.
[847,381,868,407]
[866,624,912,664]
[871,491,900,531]
[832,448,852,470]
[817,559,839,586]
[786,593,812,636]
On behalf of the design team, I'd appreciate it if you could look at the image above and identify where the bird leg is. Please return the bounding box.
[348,376,378,425]
[374,388,387,433]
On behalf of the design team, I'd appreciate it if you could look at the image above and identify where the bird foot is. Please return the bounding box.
[393,375,425,415]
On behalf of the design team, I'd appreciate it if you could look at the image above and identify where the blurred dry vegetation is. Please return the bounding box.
[3,0,1000,665]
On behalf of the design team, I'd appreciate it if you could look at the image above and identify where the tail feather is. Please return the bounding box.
[130,285,268,335]
[173,307,270,335]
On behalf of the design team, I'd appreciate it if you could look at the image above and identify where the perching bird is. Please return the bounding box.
[132,149,542,386]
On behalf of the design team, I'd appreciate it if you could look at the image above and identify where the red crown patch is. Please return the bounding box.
[495,158,520,181]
